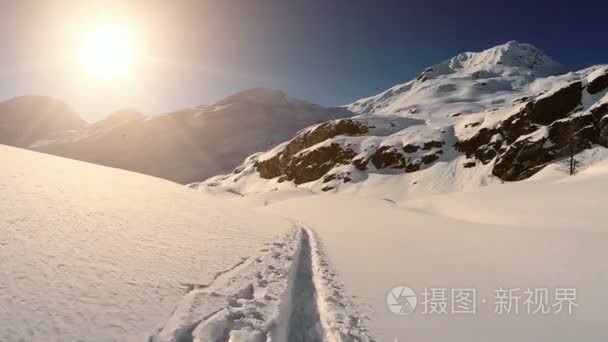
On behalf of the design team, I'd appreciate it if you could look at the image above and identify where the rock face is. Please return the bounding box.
[588,71,608,94]
[254,119,368,182]
[0,96,86,147]
[194,43,608,195]
[205,115,447,191]
[525,82,583,125]
[31,88,353,184]
[455,73,608,181]
[252,116,446,189]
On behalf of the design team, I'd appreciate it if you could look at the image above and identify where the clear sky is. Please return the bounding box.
[1,0,607,121]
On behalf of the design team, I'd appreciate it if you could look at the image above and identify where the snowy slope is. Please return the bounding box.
[0,145,296,341]
[219,156,608,341]
[31,88,353,184]
[1,144,374,342]
[193,43,608,196]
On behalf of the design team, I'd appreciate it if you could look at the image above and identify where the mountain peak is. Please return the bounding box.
[216,88,290,106]
[0,95,86,147]
[441,41,564,77]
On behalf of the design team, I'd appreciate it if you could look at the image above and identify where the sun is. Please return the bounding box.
[76,15,141,81]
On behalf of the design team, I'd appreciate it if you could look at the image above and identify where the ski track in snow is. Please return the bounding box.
[149,222,371,342]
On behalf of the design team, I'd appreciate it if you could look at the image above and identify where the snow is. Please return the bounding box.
[0,145,292,341]
[1,145,371,342]
[3,138,608,341]
[222,156,608,341]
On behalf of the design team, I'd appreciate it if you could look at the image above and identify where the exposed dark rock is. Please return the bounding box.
[524,82,582,125]
[493,138,548,181]
[590,103,608,122]
[370,146,406,169]
[323,172,351,184]
[600,116,608,146]
[587,70,608,95]
[422,140,445,150]
[402,144,420,153]
[280,143,355,184]
[255,118,367,182]
[256,154,283,179]
[282,119,367,159]
[500,111,538,144]
[462,161,476,168]
[421,153,440,164]
[322,174,336,183]
[547,114,597,147]
[493,115,596,181]
[352,158,368,171]
[454,127,504,164]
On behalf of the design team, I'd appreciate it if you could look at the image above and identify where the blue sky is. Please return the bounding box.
[1,0,607,121]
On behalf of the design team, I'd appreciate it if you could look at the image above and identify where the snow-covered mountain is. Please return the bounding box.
[348,41,564,116]
[0,95,86,147]
[193,42,608,196]
[31,88,353,184]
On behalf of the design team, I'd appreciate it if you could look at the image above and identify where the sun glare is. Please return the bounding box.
[76,15,141,81]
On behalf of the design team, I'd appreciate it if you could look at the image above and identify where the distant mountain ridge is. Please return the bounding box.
[0,95,86,148]
[27,88,353,184]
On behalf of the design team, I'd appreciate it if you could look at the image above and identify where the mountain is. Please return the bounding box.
[31,88,353,184]
[0,95,86,148]
[192,42,608,196]
[347,41,564,116]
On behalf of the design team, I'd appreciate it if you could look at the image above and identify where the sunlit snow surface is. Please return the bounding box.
[216,152,608,341]
[0,145,291,341]
[3,144,608,341]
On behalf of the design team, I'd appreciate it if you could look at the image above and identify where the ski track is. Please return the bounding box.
[149,222,372,342]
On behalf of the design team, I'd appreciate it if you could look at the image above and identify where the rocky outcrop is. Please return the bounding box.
[370,146,406,169]
[524,82,582,125]
[493,114,597,180]
[252,116,447,185]
[257,143,356,184]
[598,115,608,147]
[255,118,368,183]
[287,144,356,184]
[453,79,608,181]
[588,69,608,94]
[281,119,368,158]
